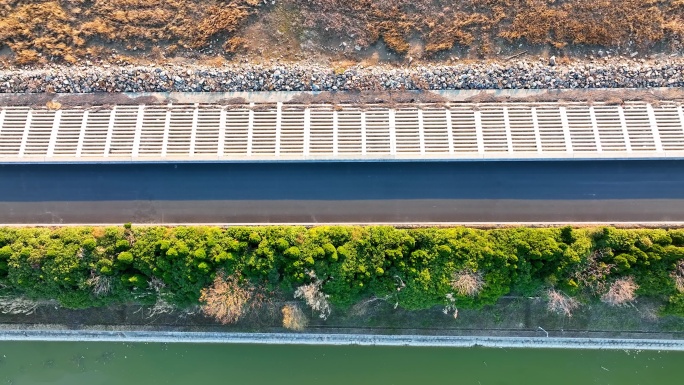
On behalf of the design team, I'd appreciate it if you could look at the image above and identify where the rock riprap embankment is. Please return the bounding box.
[2,58,684,93]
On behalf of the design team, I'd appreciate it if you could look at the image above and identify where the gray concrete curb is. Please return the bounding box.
[2,222,684,228]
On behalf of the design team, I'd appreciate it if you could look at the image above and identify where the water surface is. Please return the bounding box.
[0,341,681,384]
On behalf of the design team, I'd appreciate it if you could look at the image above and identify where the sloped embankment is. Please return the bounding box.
[1,0,684,65]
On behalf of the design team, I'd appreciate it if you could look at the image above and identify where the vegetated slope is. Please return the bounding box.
[0,0,683,65]
[1,225,684,320]
[292,0,672,55]
[0,0,260,64]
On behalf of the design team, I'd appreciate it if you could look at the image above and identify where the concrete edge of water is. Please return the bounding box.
[1,329,684,351]
[0,88,677,105]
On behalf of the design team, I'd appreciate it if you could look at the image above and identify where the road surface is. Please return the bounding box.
[1,160,683,224]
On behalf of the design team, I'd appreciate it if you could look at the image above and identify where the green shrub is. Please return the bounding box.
[322,243,336,256]
[115,240,130,252]
[663,293,684,317]
[0,245,11,260]
[122,273,147,288]
[58,291,95,309]
[213,251,234,264]
[194,249,207,260]
[97,259,114,275]
[117,252,134,265]
[248,232,262,245]
[0,225,681,316]
[275,238,289,252]
[670,229,684,247]
[197,262,210,273]
[284,246,301,259]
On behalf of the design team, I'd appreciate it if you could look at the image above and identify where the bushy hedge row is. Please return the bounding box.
[1,225,684,315]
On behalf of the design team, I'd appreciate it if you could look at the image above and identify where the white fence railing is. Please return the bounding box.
[1,102,683,161]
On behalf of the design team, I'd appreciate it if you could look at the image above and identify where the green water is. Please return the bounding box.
[0,341,682,385]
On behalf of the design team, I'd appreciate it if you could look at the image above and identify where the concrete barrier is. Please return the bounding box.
[1,329,684,350]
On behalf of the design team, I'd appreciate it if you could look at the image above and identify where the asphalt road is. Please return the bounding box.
[0,160,683,224]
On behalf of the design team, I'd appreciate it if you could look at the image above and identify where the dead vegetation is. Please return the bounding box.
[199,272,262,325]
[601,277,639,307]
[500,0,664,48]
[451,270,485,297]
[672,260,684,293]
[281,303,308,330]
[0,1,84,64]
[546,288,580,317]
[0,0,262,64]
[1,0,684,64]
[145,277,177,318]
[294,273,331,320]
[0,296,46,315]
[288,0,682,56]
[573,249,614,296]
[86,274,112,297]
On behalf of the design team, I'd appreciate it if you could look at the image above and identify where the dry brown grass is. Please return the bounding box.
[288,0,680,55]
[199,272,261,325]
[0,1,84,64]
[82,0,259,49]
[91,227,106,239]
[282,303,308,330]
[0,0,261,63]
[1,0,684,64]
[500,0,664,47]
[451,270,484,297]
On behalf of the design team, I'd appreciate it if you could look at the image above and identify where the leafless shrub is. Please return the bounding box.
[348,296,390,317]
[443,293,458,319]
[394,275,406,292]
[147,297,175,318]
[601,277,638,306]
[0,297,43,315]
[200,272,260,325]
[671,260,684,293]
[148,277,166,294]
[294,274,331,320]
[451,270,484,297]
[146,277,175,318]
[546,289,580,317]
[86,274,112,297]
[573,249,614,295]
[282,303,308,330]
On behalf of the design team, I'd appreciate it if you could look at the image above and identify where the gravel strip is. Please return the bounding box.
[2,57,684,93]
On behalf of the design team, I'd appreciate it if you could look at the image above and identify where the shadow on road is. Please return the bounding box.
[0,160,682,202]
